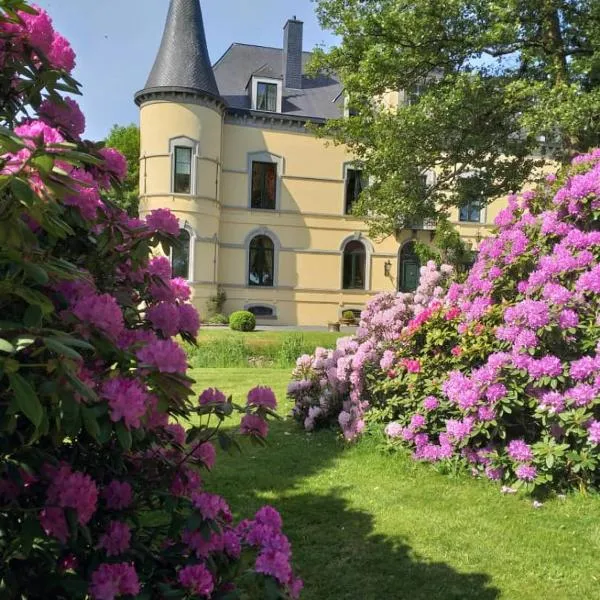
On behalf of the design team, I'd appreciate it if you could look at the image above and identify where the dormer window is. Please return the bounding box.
[257,82,277,112]
[250,77,282,113]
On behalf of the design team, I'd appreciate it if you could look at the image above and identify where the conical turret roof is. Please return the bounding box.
[135,0,220,104]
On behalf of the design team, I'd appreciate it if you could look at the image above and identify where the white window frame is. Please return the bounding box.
[342,162,367,216]
[244,227,280,288]
[457,170,487,224]
[339,233,373,291]
[247,152,284,211]
[169,136,199,196]
[166,221,196,282]
[251,77,283,113]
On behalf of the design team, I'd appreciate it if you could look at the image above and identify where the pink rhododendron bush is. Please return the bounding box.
[0,3,301,598]
[290,158,600,493]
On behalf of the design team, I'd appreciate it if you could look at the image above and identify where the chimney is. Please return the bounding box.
[283,16,303,89]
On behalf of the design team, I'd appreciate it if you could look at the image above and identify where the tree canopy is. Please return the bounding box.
[104,123,140,214]
[311,0,600,238]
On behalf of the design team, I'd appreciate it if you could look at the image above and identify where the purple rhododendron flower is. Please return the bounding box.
[507,440,533,462]
[247,386,277,409]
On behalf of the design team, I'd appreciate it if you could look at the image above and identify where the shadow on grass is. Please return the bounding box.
[208,419,499,600]
[279,491,500,600]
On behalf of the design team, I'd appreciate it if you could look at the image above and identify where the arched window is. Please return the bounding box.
[343,240,366,290]
[248,235,274,287]
[162,229,191,280]
[399,241,420,292]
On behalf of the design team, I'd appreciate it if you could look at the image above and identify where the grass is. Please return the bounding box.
[191,368,600,600]
[185,330,345,369]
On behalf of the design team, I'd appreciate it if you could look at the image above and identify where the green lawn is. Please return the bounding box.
[192,368,600,600]
[186,330,345,369]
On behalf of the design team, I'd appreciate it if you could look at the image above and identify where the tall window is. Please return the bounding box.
[399,241,420,292]
[173,146,192,194]
[345,168,365,215]
[459,199,482,223]
[343,240,366,290]
[404,83,426,106]
[256,82,277,112]
[249,235,274,287]
[251,162,277,209]
[163,229,191,280]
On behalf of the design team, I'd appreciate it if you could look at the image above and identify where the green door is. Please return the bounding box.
[399,242,420,292]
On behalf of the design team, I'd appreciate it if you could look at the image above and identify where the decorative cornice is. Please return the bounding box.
[224,108,325,133]
[135,87,226,113]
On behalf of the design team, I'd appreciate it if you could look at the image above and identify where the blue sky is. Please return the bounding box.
[35,1,338,141]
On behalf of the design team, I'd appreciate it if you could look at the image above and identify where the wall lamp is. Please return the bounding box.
[384,260,392,277]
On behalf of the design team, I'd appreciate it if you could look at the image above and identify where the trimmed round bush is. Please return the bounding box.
[342,310,356,321]
[207,313,229,326]
[229,310,256,332]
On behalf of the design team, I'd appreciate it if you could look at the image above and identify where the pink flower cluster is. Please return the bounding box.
[238,506,303,598]
[40,464,98,542]
[90,563,140,600]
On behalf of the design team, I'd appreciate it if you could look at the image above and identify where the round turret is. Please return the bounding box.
[135,0,224,317]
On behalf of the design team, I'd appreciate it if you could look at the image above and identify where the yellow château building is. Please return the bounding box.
[135,0,507,326]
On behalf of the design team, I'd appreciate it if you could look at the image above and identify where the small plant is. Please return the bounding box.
[207,287,227,317]
[207,313,229,326]
[230,310,257,332]
[341,310,357,324]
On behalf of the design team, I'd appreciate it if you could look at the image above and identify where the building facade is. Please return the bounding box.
[135,0,507,326]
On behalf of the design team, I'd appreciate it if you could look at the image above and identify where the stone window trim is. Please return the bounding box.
[247,152,285,211]
[250,76,283,113]
[244,227,281,288]
[339,233,373,291]
[244,303,278,320]
[169,136,199,196]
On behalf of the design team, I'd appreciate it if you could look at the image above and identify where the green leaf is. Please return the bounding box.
[31,154,54,174]
[115,421,132,451]
[8,373,43,427]
[50,336,94,351]
[82,407,100,441]
[64,369,98,403]
[23,305,43,328]
[12,287,54,315]
[0,339,15,354]
[23,263,49,285]
[43,337,83,361]
[61,395,81,437]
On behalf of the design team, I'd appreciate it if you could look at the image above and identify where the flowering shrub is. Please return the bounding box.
[372,159,600,493]
[290,154,600,493]
[288,261,454,437]
[290,155,600,491]
[0,3,301,598]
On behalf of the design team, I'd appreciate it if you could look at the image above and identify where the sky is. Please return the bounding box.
[35,1,339,141]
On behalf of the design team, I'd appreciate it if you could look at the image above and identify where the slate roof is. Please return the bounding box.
[136,0,220,102]
[213,43,344,121]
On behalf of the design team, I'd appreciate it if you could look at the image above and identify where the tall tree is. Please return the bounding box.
[104,123,140,214]
[311,0,600,238]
